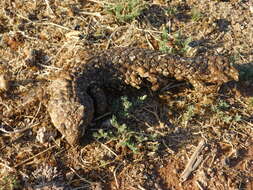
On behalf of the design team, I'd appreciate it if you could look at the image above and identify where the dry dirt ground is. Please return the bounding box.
[0,0,253,189]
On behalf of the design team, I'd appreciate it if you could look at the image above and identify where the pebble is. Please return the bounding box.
[0,74,9,92]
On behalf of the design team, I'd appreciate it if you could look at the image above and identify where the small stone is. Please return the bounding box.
[216,47,224,53]
[0,74,9,92]
[250,2,253,14]
[66,171,75,181]
[36,126,57,144]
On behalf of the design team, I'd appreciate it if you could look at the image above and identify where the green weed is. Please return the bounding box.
[159,29,192,55]
[191,8,202,22]
[93,115,159,154]
[212,100,242,124]
[159,28,172,53]
[0,175,21,190]
[217,100,230,110]
[112,95,147,118]
[106,0,146,23]
[181,105,196,126]
[249,97,253,107]
[93,94,158,154]
[234,113,242,122]
[166,7,177,16]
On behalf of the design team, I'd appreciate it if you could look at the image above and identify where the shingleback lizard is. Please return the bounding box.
[2,47,239,145]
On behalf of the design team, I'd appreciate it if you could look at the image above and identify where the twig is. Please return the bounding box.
[98,141,118,158]
[137,185,147,190]
[160,82,187,93]
[196,180,205,190]
[69,167,93,184]
[105,26,129,49]
[0,122,40,135]
[0,161,15,172]
[80,11,102,17]
[113,163,122,189]
[42,22,72,31]
[162,140,175,154]
[155,183,164,190]
[94,112,111,121]
[145,33,155,50]
[44,0,56,16]
[14,144,57,168]
[30,101,42,124]
[87,0,113,6]
[180,139,206,182]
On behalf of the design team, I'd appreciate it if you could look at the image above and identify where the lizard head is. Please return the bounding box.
[47,77,94,145]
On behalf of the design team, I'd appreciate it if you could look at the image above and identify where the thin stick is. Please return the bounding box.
[98,141,118,158]
[0,122,40,135]
[69,167,93,184]
[0,161,15,171]
[80,11,102,17]
[42,22,72,31]
[113,163,122,189]
[44,0,56,16]
[180,139,205,182]
[14,144,57,168]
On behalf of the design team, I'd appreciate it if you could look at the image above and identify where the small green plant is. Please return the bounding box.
[94,94,159,154]
[222,115,233,124]
[181,105,196,126]
[106,0,146,22]
[217,100,230,110]
[211,100,242,124]
[93,115,159,154]
[191,8,202,22]
[249,97,253,107]
[121,96,133,117]
[159,28,172,53]
[173,32,192,54]
[0,175,21,190]
[159,29,192,55]
[112,95,147,118]
[234,113,242,122]
[166,7,177,16]
[93,128,114,140]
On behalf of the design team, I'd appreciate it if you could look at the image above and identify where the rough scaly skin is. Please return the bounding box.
[2,48,239,145]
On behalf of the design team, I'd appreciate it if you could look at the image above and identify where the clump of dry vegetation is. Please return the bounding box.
[0,0,252,189]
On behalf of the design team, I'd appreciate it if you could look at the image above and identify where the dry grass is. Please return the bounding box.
[0,0,252,189]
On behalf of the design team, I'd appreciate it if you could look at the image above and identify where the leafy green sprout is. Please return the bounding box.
[159,29,192,55]
[181,105,196,126]
[218,100,230,110]
[212,100,243,124]
[249,98,253,107]
[173,32,192,54]
[222,115,233,124]
[93,94,159,154]
[112,95,147,118]
[0,175,20,190]
[93,94,158,154]
[121,96,133,117]
[166,7,177,16]
[234,113,242,122]
[191,8,202,22]
[106,0,146,22]
[159,28,172,53]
